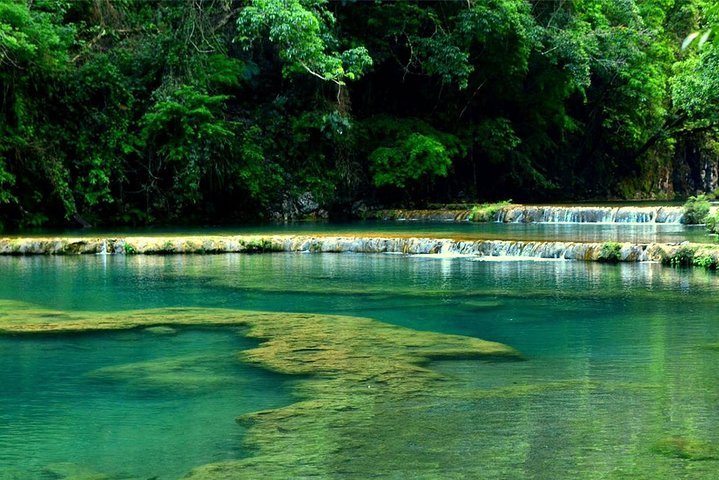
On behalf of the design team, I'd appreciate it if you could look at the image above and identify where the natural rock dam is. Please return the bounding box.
[1,235,718,267]
[375,205,699,223]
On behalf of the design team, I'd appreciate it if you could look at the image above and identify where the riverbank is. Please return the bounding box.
[1,234,718,269]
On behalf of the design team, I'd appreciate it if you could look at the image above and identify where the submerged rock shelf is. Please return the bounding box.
[0,301,519,478]
[1,235,718,266]
[375,205,695,223]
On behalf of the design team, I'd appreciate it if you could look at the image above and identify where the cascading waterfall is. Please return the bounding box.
[283,237,651,262]
[495,206,686,224]
[0,235,671,263]
[378,205,691,224]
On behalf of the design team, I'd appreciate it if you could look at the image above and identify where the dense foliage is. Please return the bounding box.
[1,0,718,228]
[682,194,711,223]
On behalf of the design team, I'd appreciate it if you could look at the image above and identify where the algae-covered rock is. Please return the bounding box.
[652,436,719,461]
[0,468,29,480]
[0,301,520,478]
[43,463,110,480]
[88,353,241,393]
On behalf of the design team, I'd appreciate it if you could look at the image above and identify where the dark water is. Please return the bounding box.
[0,254,718,478]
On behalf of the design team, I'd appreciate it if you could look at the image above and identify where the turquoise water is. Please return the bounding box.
[1,254,718,477]
[5,219,716,244]
[0,327,291,479]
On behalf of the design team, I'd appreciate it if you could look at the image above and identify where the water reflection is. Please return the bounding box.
[0,254,717,478]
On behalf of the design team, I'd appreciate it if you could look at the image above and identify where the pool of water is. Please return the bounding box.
[0,327,292,479]
[4,220,717,244]
[1,254,718,478]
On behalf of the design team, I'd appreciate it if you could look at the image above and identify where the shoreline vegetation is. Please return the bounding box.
[1,233,718,270]
[2,2,719,231]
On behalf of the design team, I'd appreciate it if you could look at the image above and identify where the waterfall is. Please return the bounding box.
[376,205,689,224]
[495,206,686,224]
[276,237,650,262]
[97,239,109,255]
[3,235,717,268]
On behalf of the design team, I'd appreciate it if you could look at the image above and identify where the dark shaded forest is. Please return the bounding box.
[1,0,718,228]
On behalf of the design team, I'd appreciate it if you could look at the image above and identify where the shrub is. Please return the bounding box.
[662,245,697,267]
[683,195,711,224]
[706,211,719,234]
[468,200,512,222]
[242,239,278,253]
[693,254,718,270]
[597,242,622,263]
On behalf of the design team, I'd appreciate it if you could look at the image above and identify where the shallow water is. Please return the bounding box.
[1,254,718,478]
[0,327,291,479]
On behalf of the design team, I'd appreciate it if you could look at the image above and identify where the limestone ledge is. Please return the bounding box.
[1,235,719,265]
[371,205,703,223]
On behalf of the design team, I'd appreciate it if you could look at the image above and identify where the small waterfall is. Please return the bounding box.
[496,206,686,224]
[375,205,688,224]
[3,235,716,268]
[274,237,656,262]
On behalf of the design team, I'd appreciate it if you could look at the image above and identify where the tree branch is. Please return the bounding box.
[71,28,107,63]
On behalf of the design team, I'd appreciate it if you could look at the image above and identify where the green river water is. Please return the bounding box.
[0,225,718,478]
[9,220,717,244]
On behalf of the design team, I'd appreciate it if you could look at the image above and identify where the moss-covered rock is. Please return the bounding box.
[87,352,242,393]
[42,463,110,480]
[0,468,30,480]
[0,301,519,478]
